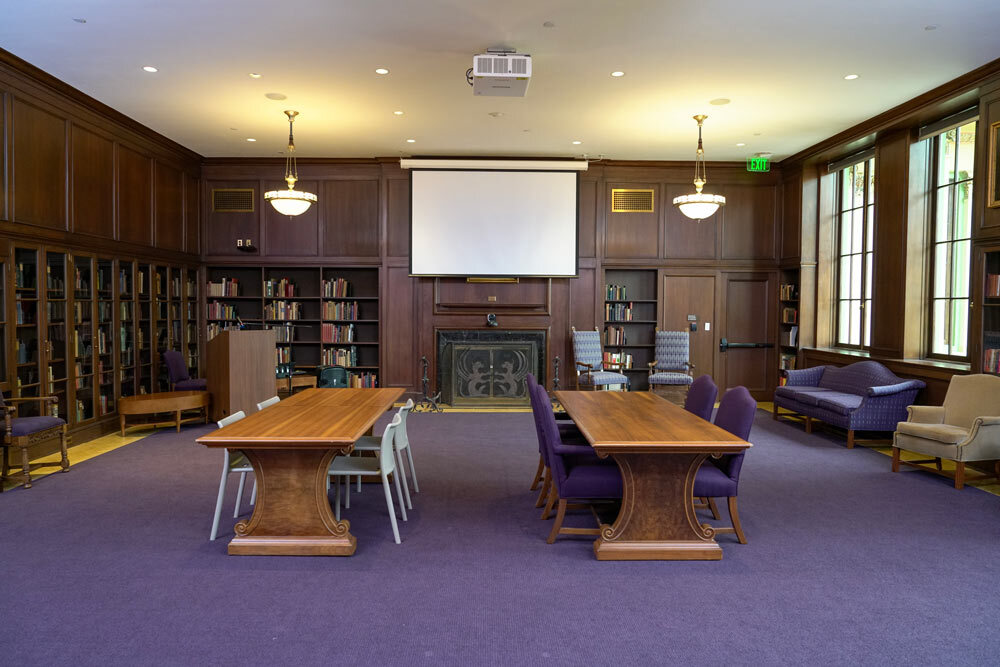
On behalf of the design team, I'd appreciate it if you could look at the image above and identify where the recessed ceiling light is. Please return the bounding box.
[844,74,859,80]
[406,139,416,143]
[265,92,287,100]
[571,140,582,145]
[488,111,505,118]
[393,110,404,116]
[924,24,939,31]
[375,67,390,75]
[72,18,86,23]
[610,71,625,77]
[543,21,555,28]
[142,66,158,73]
[249,72,262,79]
[710,98,731,106]
[736,142,746,147]
[753,132,761,136]
[246,138,256,142]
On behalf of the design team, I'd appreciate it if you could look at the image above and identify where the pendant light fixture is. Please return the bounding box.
[264,110,317,217]
[673,114,726,220]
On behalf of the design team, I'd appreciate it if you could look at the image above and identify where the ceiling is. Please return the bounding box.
[2,1,999,162]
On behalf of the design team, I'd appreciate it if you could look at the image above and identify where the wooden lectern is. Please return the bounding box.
[206,329,278,422]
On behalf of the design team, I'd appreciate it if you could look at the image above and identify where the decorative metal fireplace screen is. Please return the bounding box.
[437,330,545,407]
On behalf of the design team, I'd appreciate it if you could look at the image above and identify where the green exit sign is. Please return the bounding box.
[746,156,770,172]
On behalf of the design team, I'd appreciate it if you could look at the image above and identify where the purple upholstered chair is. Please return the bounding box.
[1,392,70,490]
[694,386,756,544]
[684,374,718,422]
[526,374,594,507]
[531,384,622,544]
[163,350,207,391]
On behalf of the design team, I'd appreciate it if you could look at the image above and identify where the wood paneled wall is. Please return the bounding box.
[202,160,784,394]
[0,50,201,261]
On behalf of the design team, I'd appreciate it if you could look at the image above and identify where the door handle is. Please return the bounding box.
[719,338,774,352]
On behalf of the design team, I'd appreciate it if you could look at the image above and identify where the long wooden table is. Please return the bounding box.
[196,387,404,556]
[554,390,751,561]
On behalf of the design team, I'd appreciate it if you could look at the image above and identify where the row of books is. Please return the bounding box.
[46,269,65,292]
[322,301,359,320]
[14,263,36,289]
[274,325,294,343]
[207,302,238,320]
[984,348,1000,373]
[779,353,798,370]
[275,346,292,364]
[119,269,132,294]
[97,302,113,322]
[779,325,799,348]
[348,372,378,388]
[120,303,133,321]
[605,284,628,300]
[779,283,798,300]
[265,300,302,320]
[986,274,1000,297]
[96,329,112,355]
[602,351,633,369]
[322,278,352,298]
[605,302,635,321]
[15,302,36,324]
[605,325,627,346]
[16,341,34,364]
[781,307,798,324]
[322,346,359,367]
[207,278,241,297]
[321,323,356,343]
[73,302,92,322]
[264,278,297,298]
[97,271,113,293]
[73,268,90,292]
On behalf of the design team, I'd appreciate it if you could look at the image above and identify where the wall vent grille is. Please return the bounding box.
[212,188,255,213]
[611,189,654,213]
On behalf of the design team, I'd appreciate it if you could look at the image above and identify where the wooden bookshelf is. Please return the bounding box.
[778,268,800,379]
[205,266,380,388]
[602,268,658,391]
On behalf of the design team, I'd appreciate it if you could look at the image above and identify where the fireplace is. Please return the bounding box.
[437,330,545,407]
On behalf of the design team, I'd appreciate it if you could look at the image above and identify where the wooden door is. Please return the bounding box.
[661,274,716,381]
[719,273,775,400]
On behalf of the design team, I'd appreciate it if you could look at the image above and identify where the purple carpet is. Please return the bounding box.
[1,409,998,664]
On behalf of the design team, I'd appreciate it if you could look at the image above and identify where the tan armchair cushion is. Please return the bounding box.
[895,421,969,445]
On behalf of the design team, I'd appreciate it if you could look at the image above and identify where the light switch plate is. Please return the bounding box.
[704,322,711,331]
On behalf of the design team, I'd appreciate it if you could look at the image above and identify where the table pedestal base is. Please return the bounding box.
[594,452,721,561]
[229,448,355,556]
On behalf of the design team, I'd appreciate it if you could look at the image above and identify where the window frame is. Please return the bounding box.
[833,156,876,350]
[925,119,977,362]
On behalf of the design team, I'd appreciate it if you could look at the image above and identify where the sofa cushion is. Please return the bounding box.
[774,386,838,406]
[896,421,969,445]
[817,394,864,416]
[649,372,693,386]
[10,416,66,437]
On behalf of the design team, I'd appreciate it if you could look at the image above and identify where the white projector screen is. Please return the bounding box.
[410,170,578,277]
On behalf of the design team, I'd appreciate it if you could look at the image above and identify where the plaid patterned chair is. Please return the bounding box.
[1,392,70,490]
[571,327,629,390]
[647,329,694,403]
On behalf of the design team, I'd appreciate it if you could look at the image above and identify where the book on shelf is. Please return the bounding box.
[264,300,301,320]
[322,278,352,298]
[603,351,633,369]
[207,302,238,320]
[206,278,240,297]
[605,284,627,300]
[604,325,627,346]
[781,307,798,324]
[984,347,1000,374]
[322,301,358,320]
[264,278,296,298]
[779,353,797,370]
[275,346,292,364]
[604,302,634,321]
[779,283,798,300]
[987,274,1000,298]
[779,325,799,348]
[348,371,378,388]
[322,346,358,367]
[321,323,355,343]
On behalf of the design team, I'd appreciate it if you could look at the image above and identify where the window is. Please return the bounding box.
[928,120,976,359]
[835,156,875,348]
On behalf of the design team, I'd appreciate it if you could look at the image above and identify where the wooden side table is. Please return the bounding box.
[277,374,318,395]
[118,391,211,436]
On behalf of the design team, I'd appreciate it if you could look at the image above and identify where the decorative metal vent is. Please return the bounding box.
[212,188,254,213]
[611,188,654,213]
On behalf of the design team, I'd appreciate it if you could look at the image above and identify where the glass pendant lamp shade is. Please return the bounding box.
[264,110,317,217]
[673,114,726,221]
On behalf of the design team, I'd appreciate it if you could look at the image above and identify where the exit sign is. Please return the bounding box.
[746,156,770,172]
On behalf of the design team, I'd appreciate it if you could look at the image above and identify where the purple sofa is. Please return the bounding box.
[773,360,925,448]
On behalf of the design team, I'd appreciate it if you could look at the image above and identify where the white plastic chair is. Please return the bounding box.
[256,396,280,411]
[351,399,418,509]
[328,413,407,544]
[209,410,257,541]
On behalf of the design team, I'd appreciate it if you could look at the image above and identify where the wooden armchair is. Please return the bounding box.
[1,393,70,490]
[570,327,629,390]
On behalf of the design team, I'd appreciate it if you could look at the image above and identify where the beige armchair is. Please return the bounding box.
[891,374,1000,489]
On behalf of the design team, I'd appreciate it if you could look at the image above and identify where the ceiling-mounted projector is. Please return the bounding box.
[472,52,531,97]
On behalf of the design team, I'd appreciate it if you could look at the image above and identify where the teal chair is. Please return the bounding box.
[316,365,350,388]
